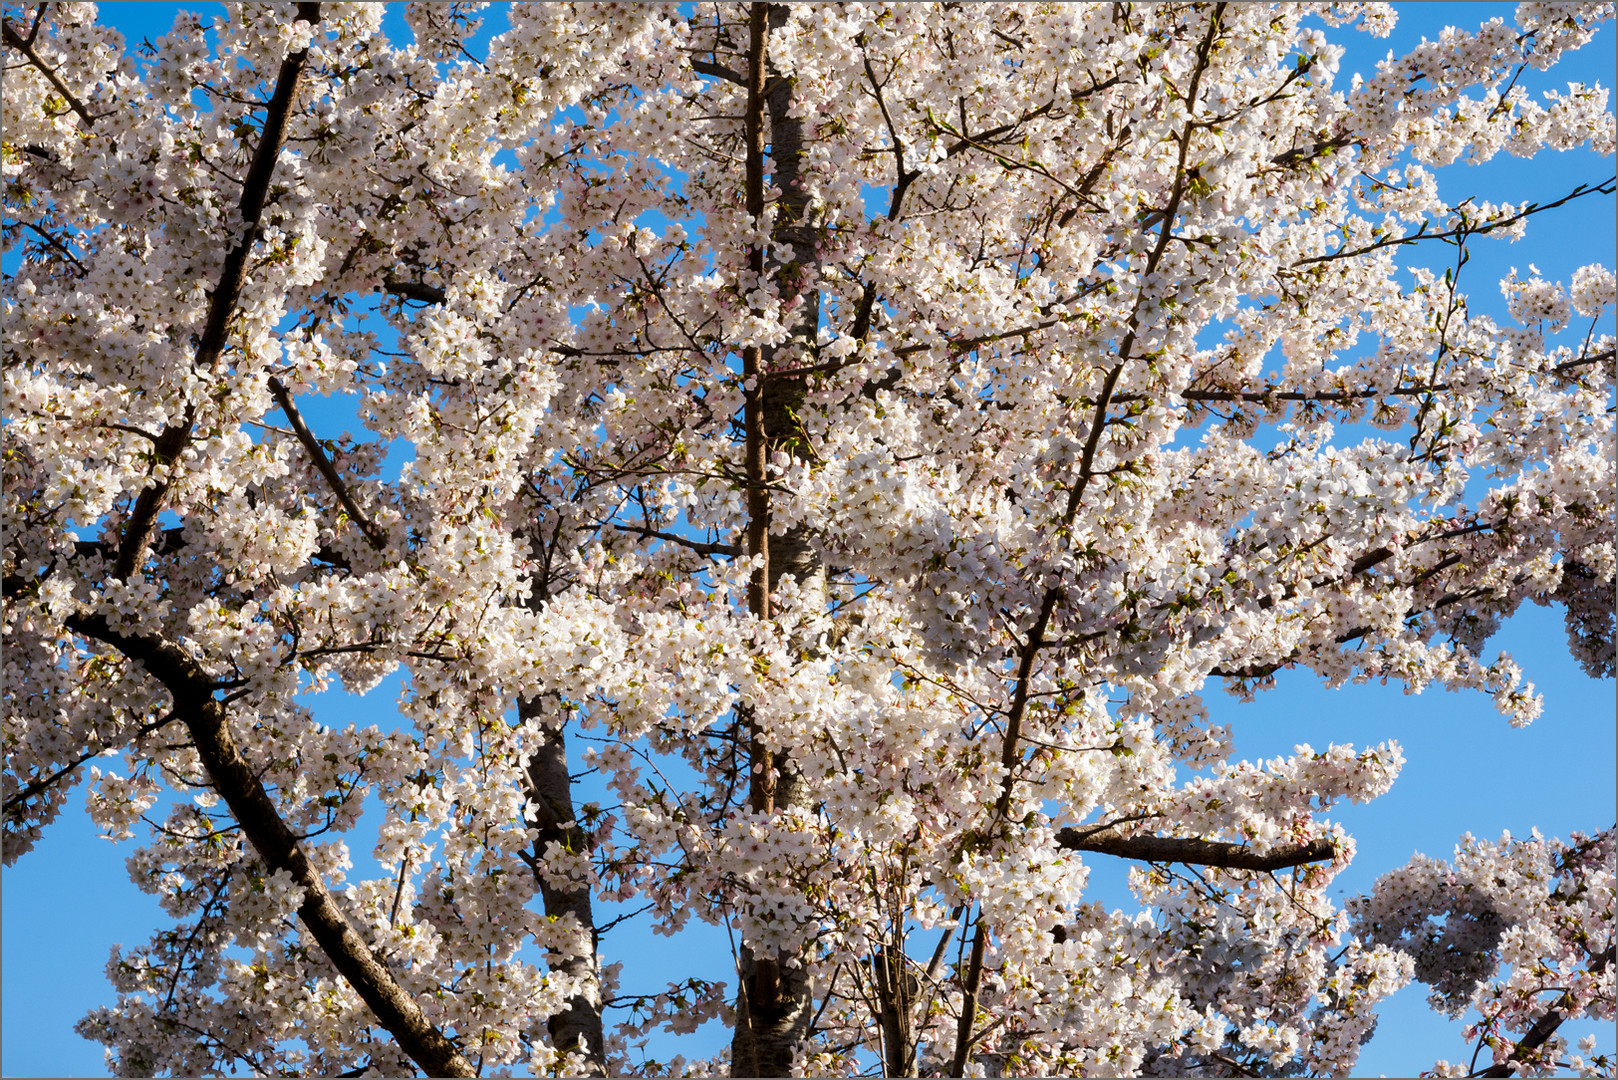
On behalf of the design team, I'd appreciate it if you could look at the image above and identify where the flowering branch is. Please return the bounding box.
[1472,945,1617,1078]
[1295,178,1617,267]
[113,2,324,582]
[1,9,98,126]
[62,612,477,1078]
[952,9,1229,1075]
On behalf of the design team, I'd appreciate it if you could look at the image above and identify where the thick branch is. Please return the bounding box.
[520,695,607,1076]
[737,1,782,1046]
[1055,823,1337,872]
[690,56,745,84]
[198,5,322,372]
[382,278,446,304]
[64,612,475,1078]
[948,910,989,1077]
[112,424,192,581]
[113,2,323,582]
[741,0,771,628]
[731,9,822,1076]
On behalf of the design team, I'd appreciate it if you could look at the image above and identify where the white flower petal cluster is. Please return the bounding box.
[1352,828,1615,1077]
[3,2,1612,1075]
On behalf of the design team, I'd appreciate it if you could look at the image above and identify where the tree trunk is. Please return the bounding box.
[521,698,607,1074]
[874,945,921,1077]
[730,4,825,1075]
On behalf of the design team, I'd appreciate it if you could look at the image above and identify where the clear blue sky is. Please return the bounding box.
[2,4,1613,1077]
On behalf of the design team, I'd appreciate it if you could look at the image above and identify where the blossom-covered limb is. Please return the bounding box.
[63,613,476,1079]
[265,376,387,550]
[1475,944,1615,1078]
[1,8,96,126]
[111,2,323,584]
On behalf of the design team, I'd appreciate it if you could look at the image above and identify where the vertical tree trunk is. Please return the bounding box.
[521,694,607,1076]
[874,944,921,1077]
[730,4,824,1075]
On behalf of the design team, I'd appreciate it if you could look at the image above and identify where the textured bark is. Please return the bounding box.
[873,945,920,1077]
[65,615,474,1078]
[729,5,823,1075]
[520,695,607,1075]
[1054,823,1338,872]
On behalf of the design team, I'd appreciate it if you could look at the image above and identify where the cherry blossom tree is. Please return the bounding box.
[3,2,1614,1076]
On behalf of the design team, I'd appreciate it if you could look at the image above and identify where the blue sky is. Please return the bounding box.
[2,4,1613,1077]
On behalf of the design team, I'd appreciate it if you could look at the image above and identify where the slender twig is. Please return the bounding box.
[21,220,87,273]
[608,522,739,558]
[4,710,180,814]
[1294,178,1616,267]
[267,376,389,550]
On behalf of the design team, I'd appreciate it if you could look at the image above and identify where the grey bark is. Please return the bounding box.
[521,695,608,1075]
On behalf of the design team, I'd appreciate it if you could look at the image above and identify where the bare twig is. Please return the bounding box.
[267,376,389,550]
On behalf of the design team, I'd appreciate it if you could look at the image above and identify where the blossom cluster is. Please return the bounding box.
[3,2,1612,1076]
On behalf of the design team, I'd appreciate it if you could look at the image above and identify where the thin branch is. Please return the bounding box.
[950,13,1227,1073]
[609,523,740,557]
[860,42,919,218]
[4,711,180,815]
[1166,346,1615,404]
[1294,178,1617,267]
[690,56,745,84]
[267,376,388,550]
[2,14,98,126]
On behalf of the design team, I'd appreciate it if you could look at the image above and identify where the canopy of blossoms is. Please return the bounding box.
[3,2,1613,1076]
